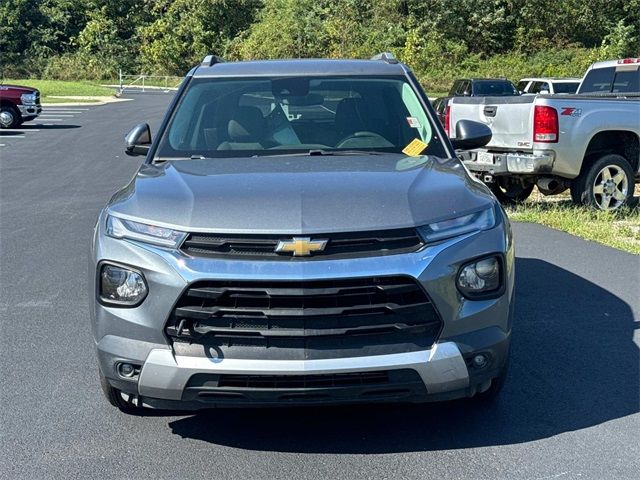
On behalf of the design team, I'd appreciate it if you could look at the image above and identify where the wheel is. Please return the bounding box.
[0,105,21,129]
[99,370,139,413]
[488,177,535,204]
[570,154,635,210]
[472,361,508,403]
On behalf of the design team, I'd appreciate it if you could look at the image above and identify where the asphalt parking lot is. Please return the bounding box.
[0,93,638,480]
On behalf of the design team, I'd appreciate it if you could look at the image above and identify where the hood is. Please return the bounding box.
[0,84,37,93]
[108,155,495,234]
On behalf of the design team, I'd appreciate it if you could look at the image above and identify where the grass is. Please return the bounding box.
[4,79,114,102]
[507,199,640,255]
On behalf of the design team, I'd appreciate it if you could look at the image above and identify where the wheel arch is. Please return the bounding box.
[580,130,640,175]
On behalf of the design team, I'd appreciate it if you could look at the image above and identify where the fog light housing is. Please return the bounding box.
[472,354,489,369]
[457,255,503,299]
[98,263,148,307]
[118,363,135,378]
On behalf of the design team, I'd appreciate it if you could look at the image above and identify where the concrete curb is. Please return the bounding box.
[42,96,133,107]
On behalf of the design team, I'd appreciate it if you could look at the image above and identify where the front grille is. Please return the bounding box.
[180,228,423,260]
[166,276,442,360]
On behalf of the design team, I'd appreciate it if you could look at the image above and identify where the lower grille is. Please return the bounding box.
[218,371,389,389]
[181,369,428,405]
[166,276,442,360]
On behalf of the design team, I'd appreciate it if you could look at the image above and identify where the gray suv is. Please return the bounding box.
[90,53,514,412]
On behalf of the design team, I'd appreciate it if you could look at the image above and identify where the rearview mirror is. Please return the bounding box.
[450,120,492,150]
[125,123,152,156]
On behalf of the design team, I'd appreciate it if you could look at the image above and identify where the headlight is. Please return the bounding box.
[99,263,148,306]
[20,92,37,104]
[106,215,187,248]
[457,255,503,299]
[417,207,496,243]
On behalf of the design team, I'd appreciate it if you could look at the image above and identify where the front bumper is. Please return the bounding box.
[18,103,42,119]
[91,211,514,408]
[461,149,554,175]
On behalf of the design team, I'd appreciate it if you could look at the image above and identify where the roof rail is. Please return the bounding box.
[370,52,399,64]
[201,55,225,67]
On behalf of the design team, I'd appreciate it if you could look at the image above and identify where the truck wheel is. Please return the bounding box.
[99,370,139,413]
[0,106,21,129]
[489,178,534,204]
[570,154,635,210]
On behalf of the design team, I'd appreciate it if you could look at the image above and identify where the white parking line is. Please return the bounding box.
[39,115,74,118]
[34,118,64,121]
[42,108,89,112]
[0,135,25,139]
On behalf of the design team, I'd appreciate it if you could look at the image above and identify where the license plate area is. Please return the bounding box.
[477,152,494,165]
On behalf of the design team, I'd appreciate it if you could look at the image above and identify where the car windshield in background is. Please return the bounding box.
[156,76,446,159]
[473,80,519,96]
[553,82,580,94]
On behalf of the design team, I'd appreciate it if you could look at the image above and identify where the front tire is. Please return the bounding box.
[570,154,635,210]
[99,370,139,413]
[472,362,508,403]
[489,178,535,205]
[0,105,21,129]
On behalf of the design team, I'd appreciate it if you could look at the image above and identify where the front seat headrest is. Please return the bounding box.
[227,107,266,142]
[335,97,370,135]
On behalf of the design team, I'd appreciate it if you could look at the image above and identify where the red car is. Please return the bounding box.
[0,83,42,128]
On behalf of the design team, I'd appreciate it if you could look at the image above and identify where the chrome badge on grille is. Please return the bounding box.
[275,237,328,256]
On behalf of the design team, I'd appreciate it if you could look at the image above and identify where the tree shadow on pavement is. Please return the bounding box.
[167,258,639,452]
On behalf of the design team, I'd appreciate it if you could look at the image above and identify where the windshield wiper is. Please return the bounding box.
[252,149,386,158]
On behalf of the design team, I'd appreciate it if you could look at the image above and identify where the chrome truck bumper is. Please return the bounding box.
[17,103,42,119]
[461,149,555,175]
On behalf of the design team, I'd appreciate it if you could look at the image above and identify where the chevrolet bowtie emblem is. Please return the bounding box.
[275,237,328,256]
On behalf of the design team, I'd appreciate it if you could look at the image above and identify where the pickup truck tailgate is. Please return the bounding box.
[450,96,536,149]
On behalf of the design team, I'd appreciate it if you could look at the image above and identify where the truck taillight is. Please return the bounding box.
[617,58,640,64]
[533,105,558,143]
[444,104,451,136]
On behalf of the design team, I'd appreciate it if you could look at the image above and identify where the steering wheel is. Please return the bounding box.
[336,131,392,149]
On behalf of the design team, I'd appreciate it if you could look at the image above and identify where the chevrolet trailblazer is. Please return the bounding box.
[90,53,514,412]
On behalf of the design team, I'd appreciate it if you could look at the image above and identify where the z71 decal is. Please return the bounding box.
[561,107,582,117]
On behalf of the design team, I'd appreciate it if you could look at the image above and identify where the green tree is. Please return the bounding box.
[139,0,261,75]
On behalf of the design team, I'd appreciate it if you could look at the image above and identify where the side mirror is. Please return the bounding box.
[462,90,471,97]
[450,120,492,150]
[125,123,152,156]
[540,89,550,95]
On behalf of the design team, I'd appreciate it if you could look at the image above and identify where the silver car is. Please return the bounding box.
[90,54,514,412]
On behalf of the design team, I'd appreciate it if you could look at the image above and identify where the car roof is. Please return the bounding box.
[192,59,408,78]
[519,77,581,82]
[455,78,511,82]
[588,58,640,70]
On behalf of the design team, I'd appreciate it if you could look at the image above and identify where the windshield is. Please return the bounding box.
[553,82,579,94]
[472,80,519,96]
[155,75,447,159]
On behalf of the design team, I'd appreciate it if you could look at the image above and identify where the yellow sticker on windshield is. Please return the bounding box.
[402,138,428,157]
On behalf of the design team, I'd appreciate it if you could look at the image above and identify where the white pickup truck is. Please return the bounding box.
[449,58,640,210]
